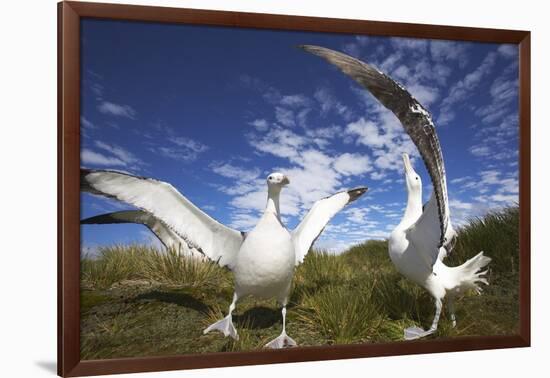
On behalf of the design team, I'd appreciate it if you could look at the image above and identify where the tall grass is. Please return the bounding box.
[81,245,229,290]
[141,248,228,288]
[80,206,520,358]
[293,250,352,296]
[81,245,149,290]
[448,206,519,275]
[296,283,383,344]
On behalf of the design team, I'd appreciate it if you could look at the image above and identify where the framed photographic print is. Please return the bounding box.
[58,1,531,376]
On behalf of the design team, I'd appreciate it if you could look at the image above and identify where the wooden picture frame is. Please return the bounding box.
[58,1,531,376]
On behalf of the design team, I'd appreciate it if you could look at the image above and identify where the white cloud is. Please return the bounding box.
[95,141,142,166]
[275,107,295,127]
[249,119,269,132]
[430,40,470,67]
[228,211,261,231]
[153,146,196,162]
[443,52,497,105]
[378,51,403,72]
[450,176,472,184]
[81,116,96,129]
[490,76,518,103]
[248,127,306,160]
[81,141,145,170]
[490,193,518,202]
[407,83,439,105]
[333,152,372,176]
[97,101,137,119]
[171,136,209,153]
[497,44,518,58]
[148,132,209,162]
[469,145,491,157]
[280,94,311,108]
[344,207,370,223]
[449,198,473,210]
[390,37,429,53]
[211,163,261,182]
[370,171,388,181]
[230,189,270,214]
[342,35,371,58]
[346,118,390,148]
[314,87,353,120]
[81,149,126,166]
[345,117,417,172]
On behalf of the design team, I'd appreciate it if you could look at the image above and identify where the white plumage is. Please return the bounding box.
[391,154,490,339]
[81,169,367,348]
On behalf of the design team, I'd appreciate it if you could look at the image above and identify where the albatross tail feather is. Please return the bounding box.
[454,251,492,295]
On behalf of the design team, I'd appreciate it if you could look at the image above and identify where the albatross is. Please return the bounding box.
[394,153,490,339]
[81,168,367,348]
[301,45,491,339]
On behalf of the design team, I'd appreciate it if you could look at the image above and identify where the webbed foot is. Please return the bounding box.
[264,331,297,349]
[203,315,239,340]
[404,326,436,340]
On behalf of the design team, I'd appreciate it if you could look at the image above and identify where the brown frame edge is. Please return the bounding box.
[58,1,531,376]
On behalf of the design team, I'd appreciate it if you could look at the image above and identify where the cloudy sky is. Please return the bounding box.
[80,19,519,253]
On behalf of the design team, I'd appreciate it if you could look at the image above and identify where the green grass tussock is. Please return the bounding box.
[80,206,520,359]
[140,248,229,288]
[81,246,231,290]
[81,245,148,290]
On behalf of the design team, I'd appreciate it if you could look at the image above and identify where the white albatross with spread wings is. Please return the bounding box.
[81,168,367,348]
[301,45,491,340]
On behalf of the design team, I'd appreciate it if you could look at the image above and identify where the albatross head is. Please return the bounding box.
[403,153,422,195]
[267,172,290,189]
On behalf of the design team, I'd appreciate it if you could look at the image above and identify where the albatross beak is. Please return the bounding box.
[402,153,413,174]
[281,176,290,185]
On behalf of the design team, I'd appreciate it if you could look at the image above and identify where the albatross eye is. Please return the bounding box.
[268,176,273,180]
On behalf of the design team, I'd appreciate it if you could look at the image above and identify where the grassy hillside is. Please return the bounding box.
[80,206,519,359]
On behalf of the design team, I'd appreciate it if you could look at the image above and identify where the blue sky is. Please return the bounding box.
[80,19,519,253]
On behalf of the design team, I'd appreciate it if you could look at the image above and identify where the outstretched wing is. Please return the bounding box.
[292,187,368,265]
[81,210,194,252]
[81,169,244,268]
[301,45,449,247]
[406,193,458,268]
[405,193,441,269]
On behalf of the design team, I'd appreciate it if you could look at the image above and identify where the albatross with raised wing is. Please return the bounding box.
[301,45,491,340]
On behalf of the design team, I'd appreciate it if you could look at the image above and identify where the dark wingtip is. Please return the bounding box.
[347,187,368,202]
[80,213,110,225]
[80,212,124,225]
[80,168,93,191]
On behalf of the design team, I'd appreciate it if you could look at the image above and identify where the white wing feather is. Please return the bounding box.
[81,210,203,257]
[292,188,367,265]
[81,169,244,268]
[406,193,456,268]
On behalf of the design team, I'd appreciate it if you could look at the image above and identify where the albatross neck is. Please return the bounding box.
[399,187,423,229]
[265,187,282,219]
